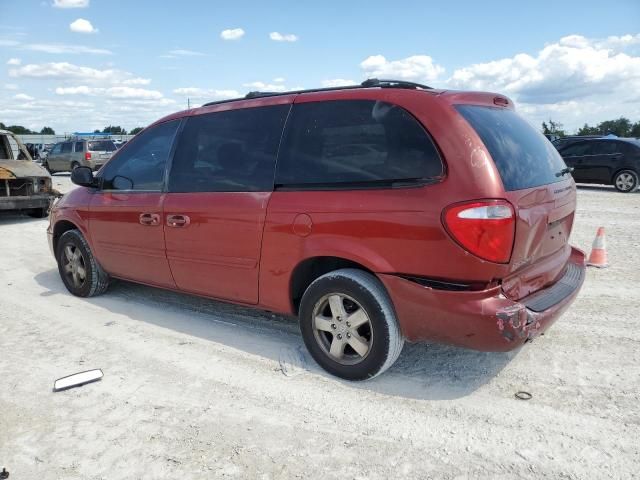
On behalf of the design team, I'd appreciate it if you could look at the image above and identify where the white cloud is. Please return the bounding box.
[0,39,111,54]
[173,87,240,99]
[14,93,34,101]
[273,77,285,83]
[269,32,298,42]
[53,0,89,7]
[167,49,205,56]
[242,81,287,92]
[9,62,139,85]
[220,28,245,41]
[447,34,640,104]
[445,33,640,132]
[321,78,357,88]
[120,77,151,86]
[4,83,19,90]
[7,58,21,65]
[70,18,97,34]
[360,54,444,83]
[55,85,164,99]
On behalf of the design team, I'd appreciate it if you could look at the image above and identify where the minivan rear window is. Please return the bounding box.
[88,141,116,152]
[456,105,567,191]
[276,100,443,188]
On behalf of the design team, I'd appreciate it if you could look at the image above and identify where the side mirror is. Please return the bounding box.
[71,166,96,187]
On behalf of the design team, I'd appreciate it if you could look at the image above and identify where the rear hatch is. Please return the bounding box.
[456,104,577,301]
[88,140,117,165]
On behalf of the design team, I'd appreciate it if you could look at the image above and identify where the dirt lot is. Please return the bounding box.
[1,174,639,479]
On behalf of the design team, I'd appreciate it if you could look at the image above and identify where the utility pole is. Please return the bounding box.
[187,97,191,110]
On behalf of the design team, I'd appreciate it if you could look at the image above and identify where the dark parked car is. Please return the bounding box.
[558,137,640,192]
[48,79,586,380]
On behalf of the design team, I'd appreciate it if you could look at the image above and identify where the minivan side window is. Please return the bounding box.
[75,142,84,152]
[169,104,290,193]
[560,142,589,157]
[51,143,63,155]
[61,143,72,154]
[275,100,443,188]
[100,120,180,191]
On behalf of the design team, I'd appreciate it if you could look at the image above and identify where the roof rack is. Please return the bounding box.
[202,78,433,107]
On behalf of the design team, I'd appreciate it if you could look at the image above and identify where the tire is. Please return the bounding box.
[71,161,80,171]
[613,169,638,193]
[56,229,110,297]
[299,268,404,380]
[42,161,52,173]
[27,207,49,218]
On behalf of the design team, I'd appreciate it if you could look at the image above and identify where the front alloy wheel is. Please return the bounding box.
[61,243,87,290]
[56,229,110,297]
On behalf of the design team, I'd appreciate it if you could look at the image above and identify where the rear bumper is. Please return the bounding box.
[0,194,53,211]
[379,246,586,351]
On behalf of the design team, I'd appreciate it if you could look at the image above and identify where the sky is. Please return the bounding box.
[1,0,639,134]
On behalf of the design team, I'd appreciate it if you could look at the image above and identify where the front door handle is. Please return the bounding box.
[166,214,191,228]
[139,213,160,226]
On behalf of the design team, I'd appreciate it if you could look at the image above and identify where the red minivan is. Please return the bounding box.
[48,79,586,380]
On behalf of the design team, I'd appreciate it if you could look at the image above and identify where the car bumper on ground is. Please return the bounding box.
[379,246,586,351]
[0,194,53,211]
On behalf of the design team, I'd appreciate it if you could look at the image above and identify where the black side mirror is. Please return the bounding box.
[71,166,96,187]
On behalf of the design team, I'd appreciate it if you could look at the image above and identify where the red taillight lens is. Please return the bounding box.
[85,152,92,161]
[443,200,515,263]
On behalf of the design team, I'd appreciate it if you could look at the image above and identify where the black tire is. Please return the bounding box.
[71,161,80,171]
[299,268,404,380]
[42,161,52,173]
[56,229,110,297]
[27,207,49,218]
[613,169,638,193]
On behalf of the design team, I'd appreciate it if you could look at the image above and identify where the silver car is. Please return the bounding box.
[44,138,117,173]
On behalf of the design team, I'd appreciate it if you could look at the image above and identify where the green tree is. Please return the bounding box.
[597,117,631,137]
[5,125,33,134]
[630,121,640,138]
[40,126,55,135]
[102,125,127,135]
[576,123,600,135]
[0,122,5,130]
[542,119,565,136]
[129,127,144,135]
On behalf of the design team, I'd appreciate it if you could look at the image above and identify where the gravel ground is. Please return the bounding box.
[1,175,639,479]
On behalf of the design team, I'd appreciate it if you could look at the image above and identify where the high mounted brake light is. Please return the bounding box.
[443,200,515,263]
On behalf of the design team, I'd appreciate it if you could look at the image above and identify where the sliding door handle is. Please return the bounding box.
[166,214,191,228]
[139,213,160,226]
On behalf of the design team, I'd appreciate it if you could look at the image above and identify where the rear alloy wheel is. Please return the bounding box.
[299,269,404,380]
[71,161,80,171]
[56,229,110,297]
[613,170,638,193]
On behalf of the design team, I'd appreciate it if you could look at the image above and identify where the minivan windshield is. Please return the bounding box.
[456,105,568,191]
[88,140,117,152]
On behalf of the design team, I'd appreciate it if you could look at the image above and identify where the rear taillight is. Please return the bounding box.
[85,152,92,161]
[443,200,515,263]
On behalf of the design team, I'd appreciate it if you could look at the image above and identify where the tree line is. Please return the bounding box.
[0,122,144,136]
[542,117,640,138]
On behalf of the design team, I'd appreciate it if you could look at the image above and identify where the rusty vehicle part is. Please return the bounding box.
[0,129,57,217]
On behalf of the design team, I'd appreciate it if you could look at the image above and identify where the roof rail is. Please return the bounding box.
[202,78,433,107]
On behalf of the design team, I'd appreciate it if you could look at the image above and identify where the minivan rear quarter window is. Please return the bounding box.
[276,100,443,188]
[456,105,567,191]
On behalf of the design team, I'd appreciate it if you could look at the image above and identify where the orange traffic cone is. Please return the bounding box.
[587,227,608,268]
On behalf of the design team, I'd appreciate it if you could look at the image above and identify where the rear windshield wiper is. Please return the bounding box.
[555,167,574,177]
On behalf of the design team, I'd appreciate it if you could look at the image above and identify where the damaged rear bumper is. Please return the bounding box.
[379,246,586,351]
